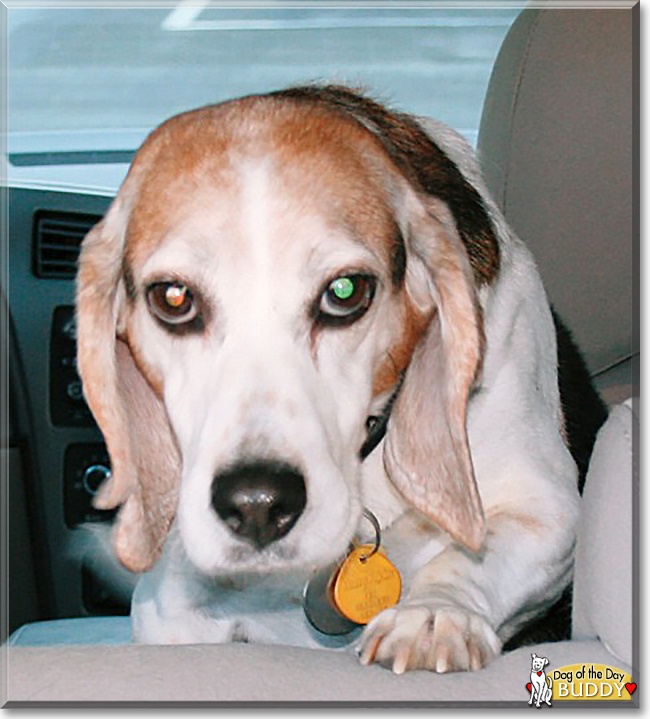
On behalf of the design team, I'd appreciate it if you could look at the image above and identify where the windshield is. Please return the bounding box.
[8,5,521,147]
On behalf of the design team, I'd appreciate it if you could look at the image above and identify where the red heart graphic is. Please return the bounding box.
[527,683,532,693]
[537,671,543,676]
[626,683,637,695]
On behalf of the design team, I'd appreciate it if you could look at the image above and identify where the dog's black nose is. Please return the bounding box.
[211,461,307,550]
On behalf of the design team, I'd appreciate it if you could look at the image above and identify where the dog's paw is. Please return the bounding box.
[356,603,501,674]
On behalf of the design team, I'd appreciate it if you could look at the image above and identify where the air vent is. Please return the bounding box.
[33,210,101,279]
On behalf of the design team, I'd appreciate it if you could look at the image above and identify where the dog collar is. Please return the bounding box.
[359,373,405,461]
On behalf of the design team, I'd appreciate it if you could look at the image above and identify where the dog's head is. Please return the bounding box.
[76,86,499,575]
[531,654,549,672]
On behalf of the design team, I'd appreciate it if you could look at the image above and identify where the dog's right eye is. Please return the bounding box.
[147,282,199,325]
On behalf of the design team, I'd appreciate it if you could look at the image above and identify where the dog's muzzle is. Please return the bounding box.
[211,460,307,550]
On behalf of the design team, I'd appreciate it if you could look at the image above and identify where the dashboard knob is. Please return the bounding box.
[82,464,112,495]
[66,380,84,402]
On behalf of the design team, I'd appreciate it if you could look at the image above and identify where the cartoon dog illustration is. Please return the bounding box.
[529,653,553,707]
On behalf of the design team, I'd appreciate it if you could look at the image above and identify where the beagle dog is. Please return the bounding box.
[76,85,581,674]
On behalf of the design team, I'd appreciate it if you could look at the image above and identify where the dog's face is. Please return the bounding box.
[531,654,549,672]
[122,109,416,573]
[76,88,496,575]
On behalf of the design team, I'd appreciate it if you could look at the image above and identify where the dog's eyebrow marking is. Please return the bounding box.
[122,257,137,304]
[390,226,407,289]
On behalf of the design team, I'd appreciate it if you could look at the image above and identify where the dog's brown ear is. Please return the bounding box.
[384,195,486,553]
[76,197,180,572]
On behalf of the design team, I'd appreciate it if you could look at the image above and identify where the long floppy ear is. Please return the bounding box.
[76,196,180,572]
[384,194,486,553]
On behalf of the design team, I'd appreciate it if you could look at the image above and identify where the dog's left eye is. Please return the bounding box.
[318,274,376,324]
[147,282,198,325]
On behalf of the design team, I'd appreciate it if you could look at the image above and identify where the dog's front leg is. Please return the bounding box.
[130,545,239,645]
[357,502,577,673]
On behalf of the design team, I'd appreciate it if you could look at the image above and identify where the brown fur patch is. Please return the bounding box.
[269,85,500,285]
[372,296,432,396]
[267,101,404,270]
[122,103,244,271]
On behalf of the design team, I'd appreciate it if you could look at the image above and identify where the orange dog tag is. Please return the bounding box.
[331,544,401,625]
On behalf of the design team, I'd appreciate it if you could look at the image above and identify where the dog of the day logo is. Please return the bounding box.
[527,654,553,708]
[526,656,636,704]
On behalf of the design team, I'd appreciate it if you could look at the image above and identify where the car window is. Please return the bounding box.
[7,5,521,147]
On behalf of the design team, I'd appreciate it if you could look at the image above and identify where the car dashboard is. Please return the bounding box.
[5,149,137,629]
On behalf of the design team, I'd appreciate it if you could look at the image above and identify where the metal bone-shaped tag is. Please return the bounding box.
[303,541,401,635]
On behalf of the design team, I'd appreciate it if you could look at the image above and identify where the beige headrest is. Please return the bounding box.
[478,8,635,379]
